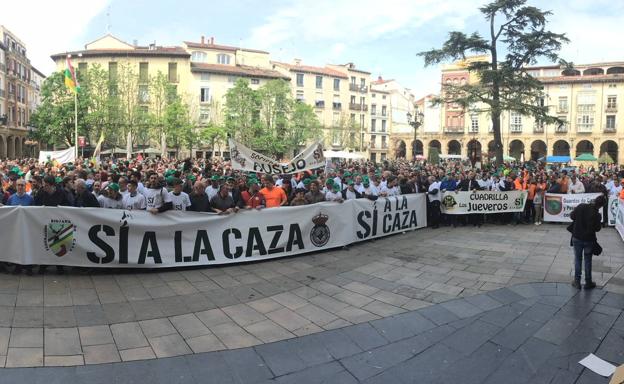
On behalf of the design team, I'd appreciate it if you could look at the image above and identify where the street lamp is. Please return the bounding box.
[407,111,424,159]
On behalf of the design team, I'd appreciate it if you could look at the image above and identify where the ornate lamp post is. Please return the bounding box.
[407,111,424,159]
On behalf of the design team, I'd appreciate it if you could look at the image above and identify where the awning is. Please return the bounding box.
[539,155,571,163]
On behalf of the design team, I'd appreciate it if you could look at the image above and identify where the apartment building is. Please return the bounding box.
[416,57,624,164]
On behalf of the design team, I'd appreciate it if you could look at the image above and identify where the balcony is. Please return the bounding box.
[556,107,568,114]
[606,105,618,113]
[332,102,342,110]
[444,126,464,134]
[604,124,617,133]
[381,143,388,149]
[576,124,593,133]
[533,126,545,133]
[555,125,568,133]
[349,103,368,111]
[315,100,325,109]
[349,83,368,93]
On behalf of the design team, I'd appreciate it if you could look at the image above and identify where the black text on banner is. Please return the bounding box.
[440,190,527,214]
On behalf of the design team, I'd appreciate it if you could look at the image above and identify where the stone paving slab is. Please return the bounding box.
[0,224,621,368]
[0,284,621,383]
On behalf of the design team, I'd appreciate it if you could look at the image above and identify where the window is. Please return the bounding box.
[138,85,149,103]
[139,62,149,83]
[333,78,340,91]
[200,87,210,103]
[199,106,210,122]
[558,97,568,112]
[381,136,387,149]
[556,117,568,132]
[168,62,178,83]
[606,115,616,131]
[251,78,260,85]
[381,106,387,116]
[217,54,231,65]
[200,73,210,81]
[191,51,207,62]
[576,94,595,132]
[370,135,376,148]
[607,96,617,110]
[316,76,322,89]
[360,78,366,89]
[296,73,304,87]
[382,95,386,100]
[350,95,356,104]
[332,131,340,146]
[381,120,387,132]
[108,62,118,81]
[227,76,237,83]
[350,114,355,123]
[371,104,376,115]
[360,114,365,128]
[470,115,479,133]
[608,84,617,89]
[296,90,304,102]
[371,119,376,132]
[78,62,87,75]
[510,112,522,132]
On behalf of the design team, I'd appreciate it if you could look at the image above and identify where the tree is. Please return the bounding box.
[224,79,261,147]
[114,63,142,155]
[256,79,292,157]
[428,146,440,164]
[329,113,360,150]
[418,0,569,166]
[30,72,89,147]
[149,71,175,156]
[286,102,322,157]
[82,64,120,148]
[164,93,194,157]
[199,122,228,156]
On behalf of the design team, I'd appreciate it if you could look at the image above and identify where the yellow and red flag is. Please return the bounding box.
[64,56,80,93]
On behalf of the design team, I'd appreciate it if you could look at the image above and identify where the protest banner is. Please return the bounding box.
[608,196,619,226]
[440,190,527,214]
[616,198,624,243]
[38,147,76,165]
[229,139,325,175]
[543,193,602,222]
[0,195,426,268]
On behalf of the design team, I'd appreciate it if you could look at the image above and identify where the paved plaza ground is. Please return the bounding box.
[0,223,622,383]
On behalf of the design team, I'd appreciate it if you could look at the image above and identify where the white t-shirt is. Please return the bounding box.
[428,181,442,202]
[97,195,125,209]
[325,190,342,201]
[205,185,220,201]
[344,189,358,200]
[354,183,365,194]
[169,191,191,211]
[122,192,147,210]
[143,187,172,209]
[380,185,400,196]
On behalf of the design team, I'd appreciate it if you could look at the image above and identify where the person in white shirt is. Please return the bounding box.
[169,178,192,211]
[325,184,344,202]
[353,176,366,194]
[610,178,624,197]
[97,183,125,209]
[362,179,377,198]
[380,177,400,197]
[122,180,147,210]
[568,175,585,194]
[427,176,442,228]
[204,175,221,200]
[143,172,173,214]
[118,177,130,199]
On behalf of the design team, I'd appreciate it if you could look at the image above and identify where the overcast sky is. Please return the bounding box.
[3,0,623,98]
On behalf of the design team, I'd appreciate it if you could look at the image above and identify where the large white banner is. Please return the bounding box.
[543,193,603,222]
[616,198,624,243]
[440,190,527,214]
[608,196,619,227]
[0,195,426,268]
[229,139,325,175]
[38,147,76,165]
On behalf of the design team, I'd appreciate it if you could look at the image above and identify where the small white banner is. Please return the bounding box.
[543,193,603,222]
[608,196,619,227]
[440,190,527,214]
[616,198,624,243]
[38,147,76,165]
[0,195,427,268]
[229,139,325,175]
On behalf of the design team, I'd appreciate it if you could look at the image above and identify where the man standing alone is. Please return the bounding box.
[569,195,605,290]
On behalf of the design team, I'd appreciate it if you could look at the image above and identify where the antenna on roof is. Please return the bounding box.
[106,6,112,34]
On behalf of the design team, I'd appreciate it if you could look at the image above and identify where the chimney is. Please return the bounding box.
[293,58,301,66]
[210,37,214,45]
[377,75,383,81]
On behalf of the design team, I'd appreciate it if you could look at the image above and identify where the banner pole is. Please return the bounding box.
[74,90,78,160]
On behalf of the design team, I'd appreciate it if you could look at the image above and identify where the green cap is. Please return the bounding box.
[344,171,351,177]
[108,183,120,191]
[55,177,62,184]
[211,175,220,181]
[303,179,311,185]
[347,180,354,185]
[187,175,196,182]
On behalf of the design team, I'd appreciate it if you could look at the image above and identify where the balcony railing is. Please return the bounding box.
[381,143,388,149]
[349,83,368,93]
[533,126,544,133]
[576,124,593,133]
[604,125,617,133]
[349,103,368,111]
[557,107,568,114]
[315,100,325,109]
[444,126,464,133]
[555,125,568,133]
[606,105,618,113]
[332,102,342,110]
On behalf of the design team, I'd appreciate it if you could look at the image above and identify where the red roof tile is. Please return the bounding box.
[51,46,190,60]
[272,62,348,79]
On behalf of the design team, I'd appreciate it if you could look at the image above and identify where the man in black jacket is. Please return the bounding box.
[74,179,100,207]
[458,171,482,226]
[34,176,70,207]
[569,195,605,289]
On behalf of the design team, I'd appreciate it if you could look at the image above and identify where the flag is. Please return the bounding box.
[64,56,80,93]
[92,131,105,159]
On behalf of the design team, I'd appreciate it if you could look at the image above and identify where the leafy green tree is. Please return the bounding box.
[286,102,321,157]
[224,78,261,147]
[164,93,193,157]
[256,79,292,156]
[428,146,440,164]
[418,0,569,166]
[114,63,141,155]
[81,64,120,148]
[30,72,89,147]
[149,71,175,156]
[329,113,360,151]
[200,122,228,156]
